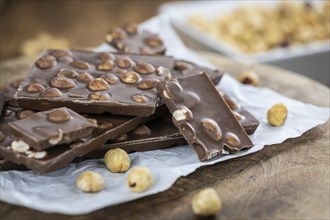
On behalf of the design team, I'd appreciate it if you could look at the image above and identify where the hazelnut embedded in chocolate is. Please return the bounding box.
[139,47,153,55]
[144,36,163,48]
[89,91,111,101]
[99,52,115,61]
[115,56,135,69]
[223,95,239,110]
[88,78,110,91]
[174,61,193,71]
[225,133,241,148]
[41,88,63,97]
[50,49,72,57]
[51,77,76,89]
[71,60,90,69]
[77,72,94,83]
[132,125,151,135]
[105,27,126,42]
[134,62,155,75]
[137,79,159,90]
[17,110,35,119]
[56,69,79,78]
[201,119,222,141]
[47,108,72,123]
[132,94,149,103]
[27,82,45,93]
[102,73,118,85]
[35,55,56,69]
[97,60,115,71]
[120,71,140,84]
[98,121,113,129]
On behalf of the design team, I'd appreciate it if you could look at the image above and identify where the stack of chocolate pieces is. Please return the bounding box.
[0,24,259,173]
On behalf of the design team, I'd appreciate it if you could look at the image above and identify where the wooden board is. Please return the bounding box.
[0,53,329,220]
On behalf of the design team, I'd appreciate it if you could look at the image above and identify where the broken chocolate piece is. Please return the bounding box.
[156,73,253,161]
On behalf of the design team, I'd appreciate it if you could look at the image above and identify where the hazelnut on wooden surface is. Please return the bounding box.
[192,187,222,216]
[104,148,130,173]
[267,103,288,126]
[127,167,153,193]
[238,70,259,86]
[76,171,105,193]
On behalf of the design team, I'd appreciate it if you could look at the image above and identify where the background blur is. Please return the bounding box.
[0,0,174,61]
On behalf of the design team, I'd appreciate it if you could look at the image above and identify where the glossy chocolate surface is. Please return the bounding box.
[156,73,254,161]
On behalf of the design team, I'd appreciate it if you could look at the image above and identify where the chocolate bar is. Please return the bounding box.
[15,49,174,116]
[172,60,223,85]
[0,78,23,107]
[0,92,4,115]
[0,105,148,173]
[105,23,166,55]
[221,93,260,135]
[156,73,253,161]
[8,107,97,151]
[0,159,29,171]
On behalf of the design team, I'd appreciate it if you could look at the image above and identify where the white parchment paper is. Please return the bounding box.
[0,14,329,215]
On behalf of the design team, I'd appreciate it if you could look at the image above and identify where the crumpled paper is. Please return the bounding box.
[0,14,329,215]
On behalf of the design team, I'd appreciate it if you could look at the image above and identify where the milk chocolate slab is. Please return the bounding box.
[156,73,253,161]
[105,23,166,55]
[15,49,174,116]
[8,107,97,151]
[0,105,145,173]
[221,93,260,135]
[0,159,29,171]
[172,60,223,85]
[0,92,4,115]
[1,78,24,107]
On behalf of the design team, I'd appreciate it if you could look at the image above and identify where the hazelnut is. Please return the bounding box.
[47,108,71,122]
[41,88,63,97]
[56,69,79,78]
[116,134,128,141]
[97,60,115,71]
[51,77,76,89]
[132,94,149,103]
[155,66,170,76]
[137,79,159,90]
[127,167,153,193]
[132,125,151,135]
[174,61,193,71]
[123,22,138,35]
[17,110,35,119]
[238,70,259,86]
[76,171,105,193]
[35,55,56,69]
[31,151,47,159]
[201,118,222,141]
[58,56,73,64]
[99,52,116,61]
[77,72,94,83]
[139,47,153,55]
[11,140,30,153]
[104,148,130,173]
[88,78,110,91]
[192,188,222,216]
[98,121,113,129]
[116,57,135,69]
[144,36,163,48]
[5,109,13,117]
[233,112,243,121]
[105,27,126,43]
[173,107,193,122]
[267,103,288,126]
[27,82,45,93]
[49,128,63,145]
[120,71,140,84]
[134,63,155,75]
[225,132,241,148]
[89,91,111,101]
[102,73,118,85]
[71,60,90,69]
[223,94,239,110]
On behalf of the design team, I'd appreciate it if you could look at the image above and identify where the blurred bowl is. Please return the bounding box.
[161,1,330,85]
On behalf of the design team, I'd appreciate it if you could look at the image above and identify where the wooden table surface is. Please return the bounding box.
[0,52,329,220]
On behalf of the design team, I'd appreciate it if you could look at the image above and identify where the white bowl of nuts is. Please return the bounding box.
[161,0,330,85]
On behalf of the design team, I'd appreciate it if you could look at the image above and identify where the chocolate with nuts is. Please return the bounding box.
[0,105,155,173]
[15,49,174,116]
[172,60,223,85]
[156,73,253,161]
[105,23,166,55]
[0,92,4,115]
[8,107,97,151]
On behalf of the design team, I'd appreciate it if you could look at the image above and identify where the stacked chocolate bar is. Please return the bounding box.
[0,24,259,173]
